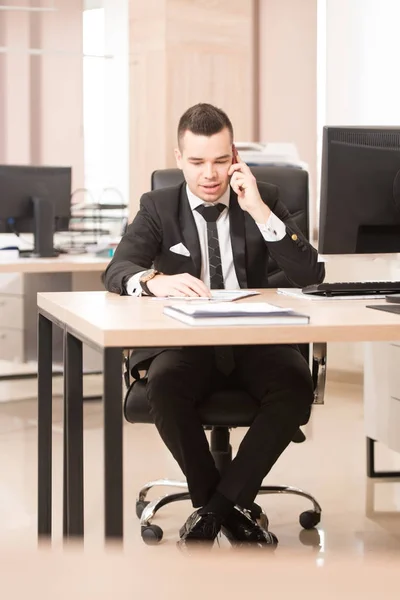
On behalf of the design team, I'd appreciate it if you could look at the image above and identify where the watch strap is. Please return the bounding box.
[140,279,155,296]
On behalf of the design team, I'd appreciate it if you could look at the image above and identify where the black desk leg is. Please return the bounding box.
[63,331,67,537]
[63,331,84,537]
[37,313,53,538]
[103,348,123,539]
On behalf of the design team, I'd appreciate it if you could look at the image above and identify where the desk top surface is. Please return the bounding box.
[37,289,400,348]
[2,548,399,600]
[0,254,110,273]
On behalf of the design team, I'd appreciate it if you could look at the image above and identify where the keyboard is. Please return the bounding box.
[302,281,400,297]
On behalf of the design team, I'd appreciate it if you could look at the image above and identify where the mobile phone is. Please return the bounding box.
[232,144,239,164]
[231,144,243,191]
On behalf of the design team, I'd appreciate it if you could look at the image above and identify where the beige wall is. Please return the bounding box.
[258,0,318,231]
[129,0,257,216]
[0,1,84,191]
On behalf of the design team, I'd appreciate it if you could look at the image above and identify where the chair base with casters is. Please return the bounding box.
[124,372,324,545]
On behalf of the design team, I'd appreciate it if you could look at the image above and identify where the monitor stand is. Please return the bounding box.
[20,196,59,258]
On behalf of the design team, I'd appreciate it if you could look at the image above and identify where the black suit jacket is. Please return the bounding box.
[104,181,325,371]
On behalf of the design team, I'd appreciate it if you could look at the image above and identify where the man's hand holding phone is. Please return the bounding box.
[229,145,271,224]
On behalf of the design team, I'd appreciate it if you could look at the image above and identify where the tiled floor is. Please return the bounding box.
[1,375,400,562]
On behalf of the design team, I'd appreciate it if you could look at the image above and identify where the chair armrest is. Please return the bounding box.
[312,342,327,405]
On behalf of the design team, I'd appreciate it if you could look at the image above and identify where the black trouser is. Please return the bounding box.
[146,344,314,509]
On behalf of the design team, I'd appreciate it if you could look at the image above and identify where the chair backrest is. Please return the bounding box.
[151,166,309,287]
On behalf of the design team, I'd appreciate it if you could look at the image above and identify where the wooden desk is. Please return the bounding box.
[0,254,109,274]
[3,547,400,600]
[2,547,400,600]
[37,290,399,541]
[0,254,109,380]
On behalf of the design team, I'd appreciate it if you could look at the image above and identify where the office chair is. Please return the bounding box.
[124,166,327,544]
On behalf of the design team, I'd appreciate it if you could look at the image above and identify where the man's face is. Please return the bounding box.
[174,128,233,203]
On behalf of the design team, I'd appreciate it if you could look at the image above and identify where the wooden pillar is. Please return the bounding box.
[0,1,84,192]
[129,0,257,216]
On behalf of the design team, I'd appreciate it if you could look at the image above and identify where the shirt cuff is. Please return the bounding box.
[256,212,286,242]
[126,271,147,296]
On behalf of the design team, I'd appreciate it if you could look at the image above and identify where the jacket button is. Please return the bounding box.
[291,234,298,241]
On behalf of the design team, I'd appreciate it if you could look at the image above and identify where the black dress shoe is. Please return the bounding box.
[221,507,278,546]
[248,503,269,530]
[179,510,221,542]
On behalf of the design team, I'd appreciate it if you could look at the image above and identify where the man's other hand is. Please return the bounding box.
[147,273,212,297]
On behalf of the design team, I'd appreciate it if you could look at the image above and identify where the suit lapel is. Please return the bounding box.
[228,189,248,288]
[179,185,202,277]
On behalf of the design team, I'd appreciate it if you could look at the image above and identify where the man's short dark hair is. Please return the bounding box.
[177,103,234,148]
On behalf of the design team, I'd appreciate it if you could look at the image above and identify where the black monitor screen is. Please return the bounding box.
[0,164,71,233]
[318,127,400,254]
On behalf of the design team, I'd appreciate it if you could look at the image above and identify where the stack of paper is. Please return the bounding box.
[153,290,260,302]
[163,302,309,327]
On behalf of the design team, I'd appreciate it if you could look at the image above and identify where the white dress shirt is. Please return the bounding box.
[126,184,286,295]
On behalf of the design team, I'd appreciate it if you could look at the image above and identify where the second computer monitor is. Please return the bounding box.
[319,126,400,254]
[0,165,71,257]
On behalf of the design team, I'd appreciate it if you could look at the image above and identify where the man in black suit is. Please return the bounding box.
[104,103,325,545]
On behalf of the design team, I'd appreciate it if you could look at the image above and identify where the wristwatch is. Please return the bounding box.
[139,269,162,296]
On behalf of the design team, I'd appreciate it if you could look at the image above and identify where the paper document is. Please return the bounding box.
[167,302,293,316]
[164,301,309,327]
[152,290,260,302]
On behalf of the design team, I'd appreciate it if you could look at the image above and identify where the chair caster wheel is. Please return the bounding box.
[299,510,321,530]
[141,524,163,544]
[136,500,150,519]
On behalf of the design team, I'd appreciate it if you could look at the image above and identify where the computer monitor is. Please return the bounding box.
[0,165,71,257]
[318,126,400,254]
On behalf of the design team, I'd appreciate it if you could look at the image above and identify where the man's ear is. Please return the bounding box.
[174,147,182,169]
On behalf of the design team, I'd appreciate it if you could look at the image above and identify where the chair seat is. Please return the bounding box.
[124,379,259,428]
